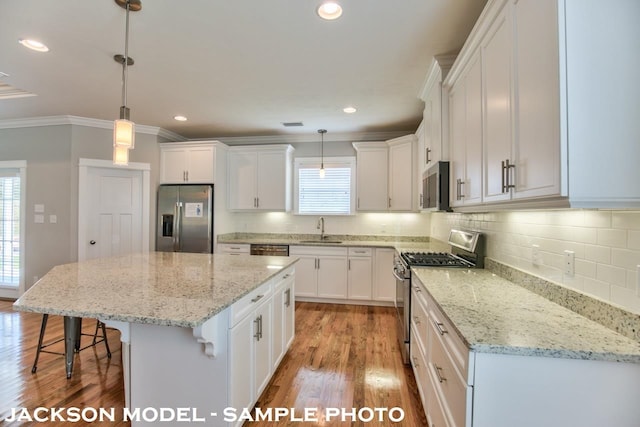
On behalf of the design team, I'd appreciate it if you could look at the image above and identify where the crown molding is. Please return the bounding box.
[198,130,413,146]
[0,115,187,141]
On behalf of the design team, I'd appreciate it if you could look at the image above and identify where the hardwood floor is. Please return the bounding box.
[0,300,426,426]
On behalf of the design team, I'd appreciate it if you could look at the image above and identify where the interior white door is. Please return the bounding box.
[78,159,150,261]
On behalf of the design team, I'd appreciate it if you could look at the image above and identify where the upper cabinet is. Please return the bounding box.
[443,0,640,209]
[227,145,294,211]
[160,142,220,184]
[353,135,416,212]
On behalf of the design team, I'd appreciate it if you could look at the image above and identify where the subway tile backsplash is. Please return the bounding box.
[431,210,640,315]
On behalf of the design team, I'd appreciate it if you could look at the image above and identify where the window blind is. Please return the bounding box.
[298,166,352,215]
[0,174,21,286]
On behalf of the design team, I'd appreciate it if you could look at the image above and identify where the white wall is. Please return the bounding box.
[431,210,640,314]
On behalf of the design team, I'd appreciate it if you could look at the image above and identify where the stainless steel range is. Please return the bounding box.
[393,229,484,364]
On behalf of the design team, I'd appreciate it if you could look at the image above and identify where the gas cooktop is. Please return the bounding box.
[400,251,474,268]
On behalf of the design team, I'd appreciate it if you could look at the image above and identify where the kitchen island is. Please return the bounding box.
[13,252,297,427]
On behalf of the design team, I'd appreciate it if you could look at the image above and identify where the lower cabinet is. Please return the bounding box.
[373,248,396,302]
[347,248,373,300]
[228,266,295,427]
[410,274,640,427]
[290,246,348,299]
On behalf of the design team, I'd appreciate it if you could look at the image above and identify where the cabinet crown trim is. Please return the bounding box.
[228,144,295,153]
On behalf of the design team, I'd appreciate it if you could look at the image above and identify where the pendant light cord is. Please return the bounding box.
[121,0,131,111]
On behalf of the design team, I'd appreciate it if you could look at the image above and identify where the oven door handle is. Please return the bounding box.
[392,267,406,282]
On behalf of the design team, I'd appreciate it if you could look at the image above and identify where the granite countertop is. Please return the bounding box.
[218,233,435,252]
[412,268,640,363]
[13,252,298,328]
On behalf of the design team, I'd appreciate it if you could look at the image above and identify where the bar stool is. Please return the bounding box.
[31,314,112,374]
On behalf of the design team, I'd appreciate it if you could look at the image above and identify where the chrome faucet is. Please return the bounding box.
[317,217,325,240]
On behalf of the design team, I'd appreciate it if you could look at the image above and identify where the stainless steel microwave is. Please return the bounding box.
[422,161,451,211]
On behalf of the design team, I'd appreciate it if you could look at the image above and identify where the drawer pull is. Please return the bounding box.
[413,286,422,293]
[434,364,446,383]
[433,319,448,336]
[412,357,420,368]
[283,273,290,279]
[251,295,264,303]
[413,316,421,325]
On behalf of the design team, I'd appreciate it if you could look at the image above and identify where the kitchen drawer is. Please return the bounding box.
[348,247,372,257]
[273,267,295,290]
[425,363,449,427]
[217,243,250,254]
[411,283,429,355]
[428,317,468,427]
[228,281,273,328]
[427,297,469,379]
[410,324,428,409]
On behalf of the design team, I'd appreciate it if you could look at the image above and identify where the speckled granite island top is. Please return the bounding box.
[13,252,298,328]
[412,268,640,363]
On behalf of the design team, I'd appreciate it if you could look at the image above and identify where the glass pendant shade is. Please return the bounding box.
[319,166,326,178]
[113,145,130,166]
[114,118,135,149]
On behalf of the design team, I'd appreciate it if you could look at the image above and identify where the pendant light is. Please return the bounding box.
[113,0,141,165]
[318,129,327,178]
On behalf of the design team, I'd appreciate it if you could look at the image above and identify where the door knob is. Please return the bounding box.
[89,240,96,245]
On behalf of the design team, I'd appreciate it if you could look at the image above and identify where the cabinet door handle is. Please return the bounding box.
[412,356,420,368]
[259,314,263,340]
[502,159,516,193]
[185,170,189,182]
[426,148,431,164]
[285,288,291,307]
[348,259,351,270]
[251,294,264,303]
[254,316,261,341]
[256,197,259,208]
[357,198,360,209]
[317,258,320,269]
[433,319,448,336]
[456,178,465,200]
[434,364,446,383]
[388,197,392,208]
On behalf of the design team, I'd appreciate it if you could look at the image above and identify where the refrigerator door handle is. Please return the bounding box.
[173,202,182,251]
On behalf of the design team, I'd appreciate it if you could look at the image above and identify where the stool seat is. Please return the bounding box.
[31,314,111,376]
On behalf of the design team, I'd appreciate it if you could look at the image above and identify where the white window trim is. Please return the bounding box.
[0,160,26,298]
[293,156,356,216]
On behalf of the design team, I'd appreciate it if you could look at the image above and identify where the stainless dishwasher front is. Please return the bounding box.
[249,244,289,256]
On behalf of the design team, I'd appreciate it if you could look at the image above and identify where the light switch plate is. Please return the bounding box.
[636,265,640,297]
[532,244,541,266]
[34,214,44,224]
[34,204,45,213]
[49,214,57,224]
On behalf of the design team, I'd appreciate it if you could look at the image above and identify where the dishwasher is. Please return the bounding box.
[249,244,289,256]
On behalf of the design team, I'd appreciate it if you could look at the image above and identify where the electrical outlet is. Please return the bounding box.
[532,244,541,266]
[564,250,575,276]
[636,265,640,297]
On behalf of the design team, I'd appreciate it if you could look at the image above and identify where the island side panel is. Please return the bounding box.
[129,309,230,426]
[472,352,640,427]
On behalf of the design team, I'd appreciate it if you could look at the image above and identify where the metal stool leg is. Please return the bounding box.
[31,314,49,374]
[100,322,112,359]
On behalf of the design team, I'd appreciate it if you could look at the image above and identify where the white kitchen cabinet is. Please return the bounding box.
[481,4,513,204]
[388,135,415,211]
[289,246,348,299]
[353,142,388,211]
[449,52,483,207]
[419,55,457,172]
[228,145,294,211]
[347,248,373,300]
[227,266,295,427]
[160,142,218,184]
[216,243,250,254]
[353,136,416,212]
[444,0,640,209]
[272,270,295,369]
[373,248,395,303]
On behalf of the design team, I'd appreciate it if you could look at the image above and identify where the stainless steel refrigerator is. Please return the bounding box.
[156,184,213,253]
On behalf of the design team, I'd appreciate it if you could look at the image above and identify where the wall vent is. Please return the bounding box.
[282,122,304,127]
[0,82,36,100]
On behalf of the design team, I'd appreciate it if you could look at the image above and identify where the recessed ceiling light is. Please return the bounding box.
[317,1,343,20]
[18,39,49,52]
[174,115,188,122]
[343,106,357,114]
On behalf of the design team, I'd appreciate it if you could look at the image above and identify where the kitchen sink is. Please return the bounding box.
[299,240,342,244]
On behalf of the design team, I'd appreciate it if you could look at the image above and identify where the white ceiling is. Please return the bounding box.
[0,0,486,141]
